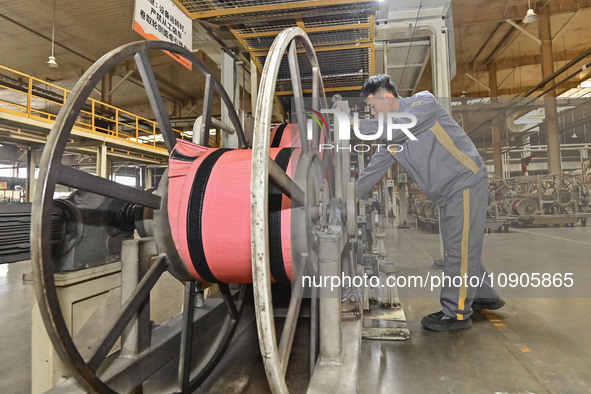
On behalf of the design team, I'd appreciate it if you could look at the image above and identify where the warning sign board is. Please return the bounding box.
[133,0,193,69]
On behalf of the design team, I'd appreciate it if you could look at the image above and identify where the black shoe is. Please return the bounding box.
[471,298,505,311]
[421,311,472,332]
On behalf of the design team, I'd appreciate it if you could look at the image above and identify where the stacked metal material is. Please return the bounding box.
[0,202,65,264]
[0,203,33,263]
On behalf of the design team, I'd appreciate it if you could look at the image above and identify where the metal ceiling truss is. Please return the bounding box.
[174,0,378,111]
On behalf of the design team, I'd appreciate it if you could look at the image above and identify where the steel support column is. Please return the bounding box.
[430,22,451,112]
[538,5,562,173]
[26,148,36,202]
[489,68,504,177]
[221,51,239,149]
[383,41,388,73]
[96,143,110,179]
[145,167,153,189]
[250,58,258,116]
[101,73,112,105]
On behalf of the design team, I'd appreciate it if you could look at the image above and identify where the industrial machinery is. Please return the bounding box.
[410,198,440,233]
[505,173,590,227]
[0,202,36,263]
[485,174,512,233]
[32,29,365,393]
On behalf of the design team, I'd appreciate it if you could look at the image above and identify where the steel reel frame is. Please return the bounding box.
[487,174,512,217]
[541,173,590,213]
[31,40,247,393]
[251,27,333,393]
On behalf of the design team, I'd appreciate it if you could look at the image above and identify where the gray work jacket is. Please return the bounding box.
[355,91,487,206]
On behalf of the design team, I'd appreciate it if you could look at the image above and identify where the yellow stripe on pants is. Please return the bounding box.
[457,189,470,320]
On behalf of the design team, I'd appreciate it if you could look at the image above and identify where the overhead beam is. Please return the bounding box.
[504,19,541,45]
[471,23,504,64]
[184,0,374,19]
[458,50,589,73]
[386,40,430,48]
[465,73,490,93]
[388,63,424,69]
[482,25,521,68]
[453,0,591,26]
[451,80,580,97]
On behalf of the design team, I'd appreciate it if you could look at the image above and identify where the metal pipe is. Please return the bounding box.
[277,255,307,375]
[309,284,318,375]
[288,41,309,156]
[268,157,305,207]
[110,70,135,95]
[552,9,581,41]
[177,281,196,392]
[522,47,591,98]
[210,117,236,134]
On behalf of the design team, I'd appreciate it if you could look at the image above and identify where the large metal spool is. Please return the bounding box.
[167,144,304,284]
[31,40,251,393]
[412,199,438,219]
[552,188,573,207]
[413,200,427,217]
[513,198,538,215]
[487,174,511,217]
[251,26,333,393]
[31,27,339,393]
[540,173,589,213]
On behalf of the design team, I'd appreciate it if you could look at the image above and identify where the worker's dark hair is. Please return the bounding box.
[360,74,399,98]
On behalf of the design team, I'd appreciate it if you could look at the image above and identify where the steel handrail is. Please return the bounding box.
[0,64,187,149]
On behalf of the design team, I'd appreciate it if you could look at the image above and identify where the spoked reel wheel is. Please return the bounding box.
[541,173,590,213]
[251,27,333,393]
[31,40,247,393]
[487,174,512,217]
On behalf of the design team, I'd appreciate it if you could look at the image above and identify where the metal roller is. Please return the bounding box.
[426,201,439,219]
[414,200,427,217]
[513,198,538,216]
[552,188,573,207]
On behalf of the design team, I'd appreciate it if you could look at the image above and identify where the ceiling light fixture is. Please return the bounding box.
[523,0,538,24]
[46,0,59,68]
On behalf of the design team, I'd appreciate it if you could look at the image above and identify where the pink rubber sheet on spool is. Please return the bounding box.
[270,123,326,152]
[168,140,301,283]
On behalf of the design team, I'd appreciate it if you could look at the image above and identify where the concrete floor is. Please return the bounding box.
[360,219,591,394]
[0,262,33,393]
[2,220,591,393]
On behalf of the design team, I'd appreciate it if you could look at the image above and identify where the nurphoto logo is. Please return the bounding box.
[305,108,419,153]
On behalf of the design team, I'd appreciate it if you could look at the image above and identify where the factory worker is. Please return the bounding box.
[354,74,504,332]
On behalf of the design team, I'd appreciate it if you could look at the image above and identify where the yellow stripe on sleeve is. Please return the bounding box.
[430,121,480,175]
